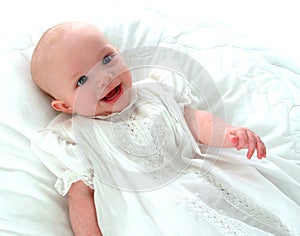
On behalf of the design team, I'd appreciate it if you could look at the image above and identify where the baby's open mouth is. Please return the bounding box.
[100,84,122,102]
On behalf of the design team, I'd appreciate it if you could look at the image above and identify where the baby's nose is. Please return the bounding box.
[95,72,114,89]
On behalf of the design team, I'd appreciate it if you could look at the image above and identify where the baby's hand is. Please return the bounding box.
[224,126,266,159]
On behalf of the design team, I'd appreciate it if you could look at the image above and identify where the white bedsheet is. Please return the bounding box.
[0,0,299,235]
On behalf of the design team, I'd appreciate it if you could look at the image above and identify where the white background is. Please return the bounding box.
[0,0,299,66]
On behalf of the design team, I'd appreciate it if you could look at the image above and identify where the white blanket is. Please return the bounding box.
[0,0,299,235]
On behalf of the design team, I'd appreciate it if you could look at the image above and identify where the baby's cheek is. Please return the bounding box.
[73,93,98,116]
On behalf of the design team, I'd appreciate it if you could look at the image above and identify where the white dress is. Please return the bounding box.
[31,71,300,236]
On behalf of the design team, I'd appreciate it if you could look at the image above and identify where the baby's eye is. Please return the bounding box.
[102,55,112,65]
[77,75,89,87]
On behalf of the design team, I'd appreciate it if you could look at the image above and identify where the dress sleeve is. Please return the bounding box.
[149,68,201,112]
[31,117,94,196]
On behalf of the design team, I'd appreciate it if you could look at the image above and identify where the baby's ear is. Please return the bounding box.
[51,100,73,114]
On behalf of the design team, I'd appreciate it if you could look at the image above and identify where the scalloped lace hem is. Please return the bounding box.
[54,170,94,196]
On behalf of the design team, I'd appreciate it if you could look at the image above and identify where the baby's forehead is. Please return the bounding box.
[36,26,68,59]
[36,22,110,73]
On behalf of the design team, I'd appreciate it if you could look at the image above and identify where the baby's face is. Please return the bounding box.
[47,23,132,116]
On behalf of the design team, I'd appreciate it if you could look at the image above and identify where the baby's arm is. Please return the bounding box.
[68,181,102,236]
[184,107,266,159]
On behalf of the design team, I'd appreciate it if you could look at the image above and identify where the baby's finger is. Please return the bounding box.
[236,129,248,150]
[246,131,257,159]
[256,138,266,159]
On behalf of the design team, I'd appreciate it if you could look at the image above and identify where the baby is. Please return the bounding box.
[31,22,267,235]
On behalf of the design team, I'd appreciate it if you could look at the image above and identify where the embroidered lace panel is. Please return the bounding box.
[114,112,183,184]
[169,190,249,236]
[187,169,298,236]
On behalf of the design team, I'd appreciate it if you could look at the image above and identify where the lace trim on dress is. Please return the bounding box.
[54,170,94,196]
[169,191,249,236]
[113,112,167,157]
[203,173,298,236]
[112,105,187,186]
